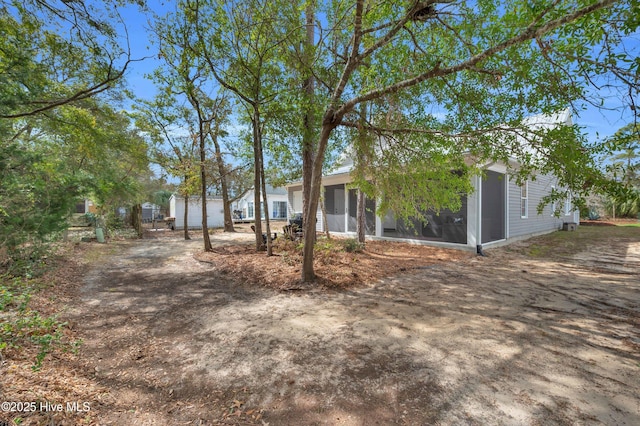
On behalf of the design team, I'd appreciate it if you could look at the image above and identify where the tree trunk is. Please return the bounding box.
[131,203,143,239]
[302,122,335,282]
[255,101,272,255]
[259,137,273,256]
[320,190,330,239]
[212,122,235,232]
[183,191,191,240]
[301,2,315,247]
[199,130,212,251]
[356,189,366,245]
[252,107,264,251]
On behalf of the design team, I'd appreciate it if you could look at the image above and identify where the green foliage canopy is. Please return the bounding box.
[1,0,149,258]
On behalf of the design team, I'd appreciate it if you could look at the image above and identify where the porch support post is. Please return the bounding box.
[505,173,510,239]
[467,175,481,249]
[344,185,349,233]
[375,196,383,237]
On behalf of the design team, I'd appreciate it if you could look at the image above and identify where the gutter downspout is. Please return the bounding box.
[476,175,485,256]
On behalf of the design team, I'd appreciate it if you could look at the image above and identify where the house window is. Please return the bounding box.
[550,186,556,216]
[520,181,528,218]
[247,201,266,219]
[75,202,86,214]
[564,192,572,216]
[273,201,287,219]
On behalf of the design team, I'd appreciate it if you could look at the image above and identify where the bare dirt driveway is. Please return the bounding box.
[17,225,640,425]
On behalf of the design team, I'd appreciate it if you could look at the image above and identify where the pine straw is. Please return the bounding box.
[194,235,470,291]
[1,235,470,424]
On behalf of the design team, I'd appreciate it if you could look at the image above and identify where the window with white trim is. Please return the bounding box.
[550,186,556,216]
[564,192,572,216]
[273,201,287,219]
[520,181,528,218]
[248,201,265,219]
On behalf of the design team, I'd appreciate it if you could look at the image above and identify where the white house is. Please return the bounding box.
[169,194,225,230]
[233,185,289,221]
[286,110,579,251]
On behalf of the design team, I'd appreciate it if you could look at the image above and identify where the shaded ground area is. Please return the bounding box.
[1,225,639,425]
[195,224,468,290]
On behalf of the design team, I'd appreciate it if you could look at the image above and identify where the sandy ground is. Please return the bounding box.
[2,225,639,425]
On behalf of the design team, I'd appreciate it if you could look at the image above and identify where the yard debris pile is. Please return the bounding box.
[194,236,469,290]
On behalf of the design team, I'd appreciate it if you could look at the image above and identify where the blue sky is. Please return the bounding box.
[118,4,168,104]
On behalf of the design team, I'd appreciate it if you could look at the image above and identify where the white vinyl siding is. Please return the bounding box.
[508,175,564,239]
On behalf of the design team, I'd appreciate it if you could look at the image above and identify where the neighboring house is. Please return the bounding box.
[286,110,579,251]
[233,185,289,222]
[141,202,162,223]
[169,194,225,230]
[70,199,98,227]
[74,199,97,214]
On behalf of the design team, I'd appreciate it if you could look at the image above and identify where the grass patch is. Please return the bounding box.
[526,245,550,257]
[514,225,640,259]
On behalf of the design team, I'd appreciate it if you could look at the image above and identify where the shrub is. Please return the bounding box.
[2,242,53,278]
[105,212,125,230]
[343,238,364,253]
[0,274,75,370]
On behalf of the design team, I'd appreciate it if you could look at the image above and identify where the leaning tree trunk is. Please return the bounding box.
[320,191,330,239]
[131,203,143,239]
[302,122,335,282]
[301,1,316,245]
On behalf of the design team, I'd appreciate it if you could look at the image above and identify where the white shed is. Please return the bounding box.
[169,194,225,230]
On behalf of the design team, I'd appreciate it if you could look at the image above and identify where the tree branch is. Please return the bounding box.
[337,0,618,119]
[1,58,133,119]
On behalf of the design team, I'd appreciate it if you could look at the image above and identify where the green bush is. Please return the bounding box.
[105,212,125,230]
[315,238,338,253]
[0,274,73,370]
[83,212,98,227]
[2,242,54,278]
[605,192,640,218]
[343,238,364,253]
